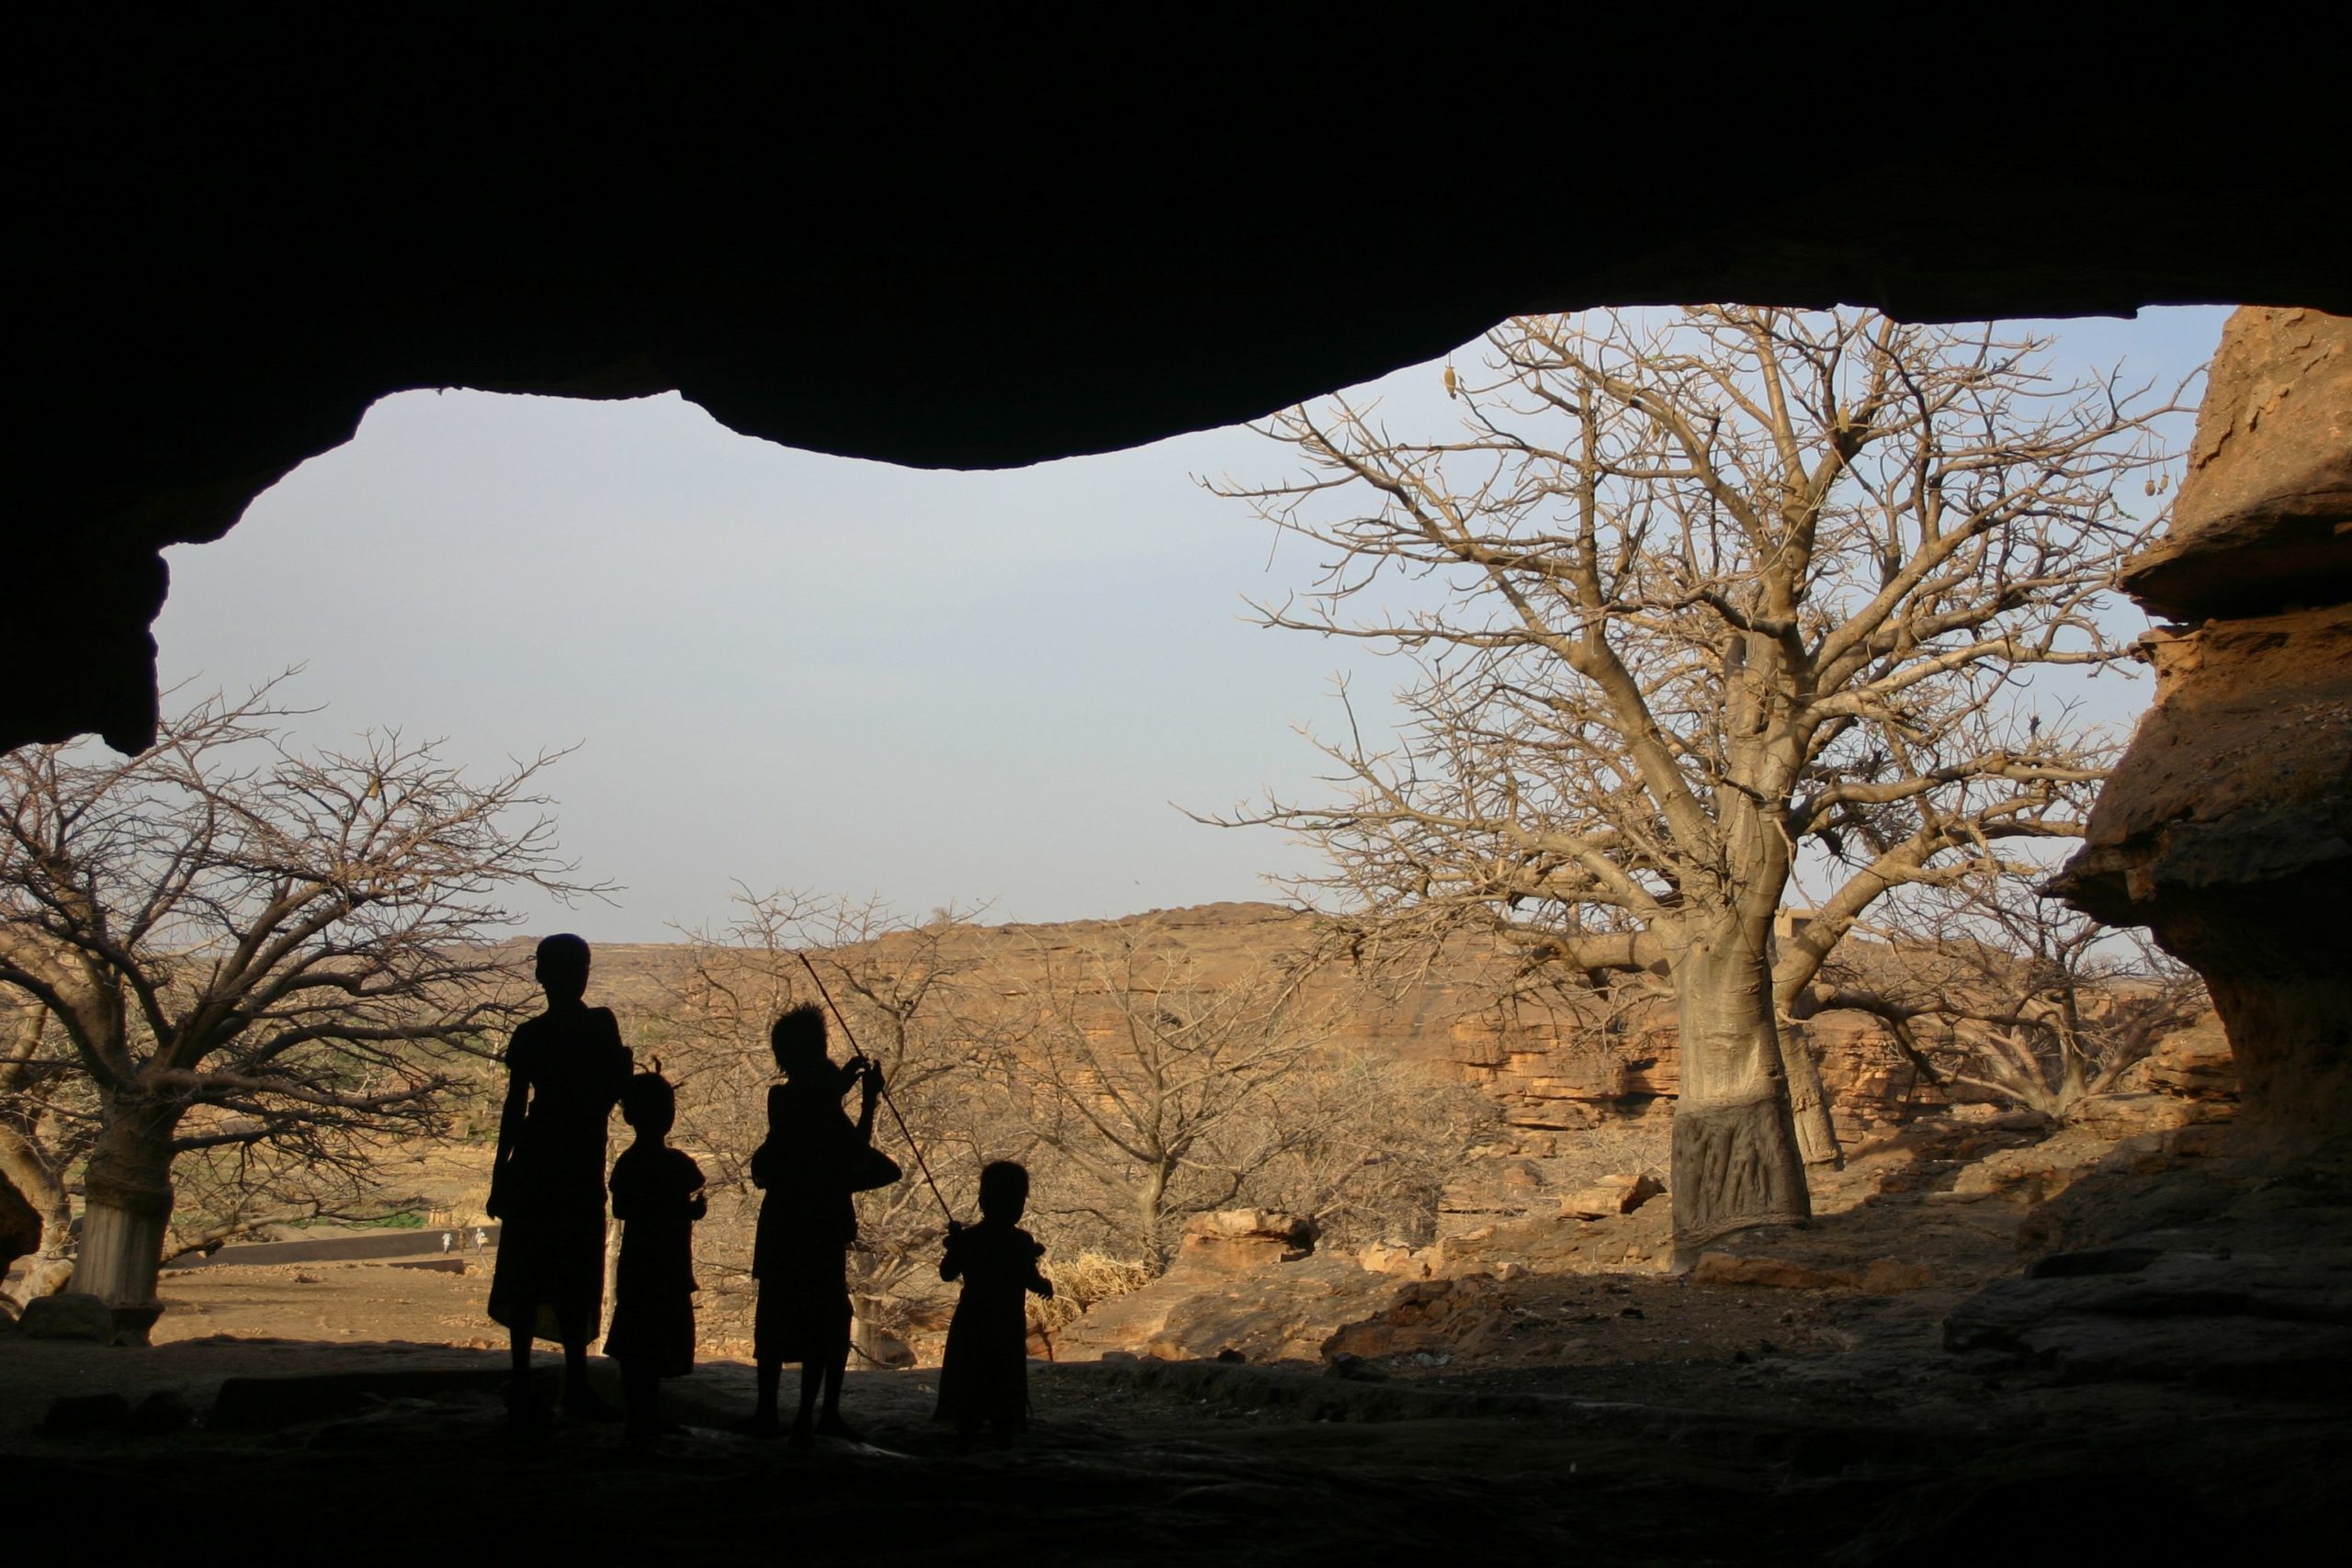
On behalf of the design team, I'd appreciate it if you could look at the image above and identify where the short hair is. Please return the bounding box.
[536,932,591,982]
[620,1070,674,1129]
[769,1003,829,1072]
[978,1160,1029,1215]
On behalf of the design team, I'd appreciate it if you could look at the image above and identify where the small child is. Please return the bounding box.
[605,1070,707,1440]
[935,1160,1053,1448]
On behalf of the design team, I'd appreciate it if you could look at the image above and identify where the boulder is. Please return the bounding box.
[1170,1210,1317,1275]
[1560,1171,1664,1220]
[1321,1274,1519,1361]
[17,1292,117,1343]
[1058,1249,1383,1364]
[2066,1092,2226,1142]
[1134,1256,1392,1363]
[2134,1014,2240,1103]
[1356,1243,1433,1279]
[1947,1128,2120,1206]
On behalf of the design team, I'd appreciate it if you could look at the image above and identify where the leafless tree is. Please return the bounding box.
[975,919,1426,1267]
[0,684,596,1330]
[1212,307,2188,1249]
[1238,1043,1494,1249]
[1800,877,2209,1119]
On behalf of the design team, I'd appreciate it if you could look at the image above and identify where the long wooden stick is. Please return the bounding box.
[794,950,954,1223]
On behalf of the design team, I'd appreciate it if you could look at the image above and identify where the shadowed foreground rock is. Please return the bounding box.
[1946,1139,2352,1395]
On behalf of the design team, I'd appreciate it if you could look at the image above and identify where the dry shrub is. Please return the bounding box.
[1035,1250,1153,1334]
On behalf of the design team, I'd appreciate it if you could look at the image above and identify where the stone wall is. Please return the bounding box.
[2057,308,2351,1143]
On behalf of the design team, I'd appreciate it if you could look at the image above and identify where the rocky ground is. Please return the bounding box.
[7,1097,2348,1562]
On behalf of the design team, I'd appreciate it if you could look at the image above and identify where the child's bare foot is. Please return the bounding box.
[786,1419,816,1449]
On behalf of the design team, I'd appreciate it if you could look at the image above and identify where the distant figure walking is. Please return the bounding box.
[935,1160,1052,1448]
[486,933,633,1427]
[746,1003,899,1443]
[606,1068,707,1440]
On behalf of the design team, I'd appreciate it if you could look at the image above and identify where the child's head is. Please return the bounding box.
[620,1070,675,1139]
[535,933,591,1002]
[977,1160,1029,1224]
[769,1003,831,1078]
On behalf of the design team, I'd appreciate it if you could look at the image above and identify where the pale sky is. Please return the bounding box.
[153,308,2230,942]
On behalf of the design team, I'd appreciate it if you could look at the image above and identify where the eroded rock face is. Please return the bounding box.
[2120,1013,2239,1103]
[2124,309,2352,618]
[2057,307,2352,1142]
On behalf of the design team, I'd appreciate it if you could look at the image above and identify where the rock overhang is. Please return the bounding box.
[13,18,2352,753]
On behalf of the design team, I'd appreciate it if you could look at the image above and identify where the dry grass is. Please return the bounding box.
[1035,1251,1153,1334]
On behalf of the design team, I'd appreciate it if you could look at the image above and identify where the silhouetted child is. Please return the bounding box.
[605,1069,706,1440]
[747,1003,895,1442]
[935,1160,1052,1448]
[486,933,633,1427]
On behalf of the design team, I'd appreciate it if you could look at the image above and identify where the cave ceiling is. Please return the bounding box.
[15,17,2350,752]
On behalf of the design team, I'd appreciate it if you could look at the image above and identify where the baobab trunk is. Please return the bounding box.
[1670,934,1811,1258]
[68,1108,176,1343]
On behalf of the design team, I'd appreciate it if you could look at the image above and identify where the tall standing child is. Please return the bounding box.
[605,1068,707,1440]
[486,933,632,1427]
[746,1003,897,1442]
[935,1160,1053,1448]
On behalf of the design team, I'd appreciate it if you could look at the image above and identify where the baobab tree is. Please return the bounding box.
[0,687,595,1335]
[1215,307,2186,1250]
